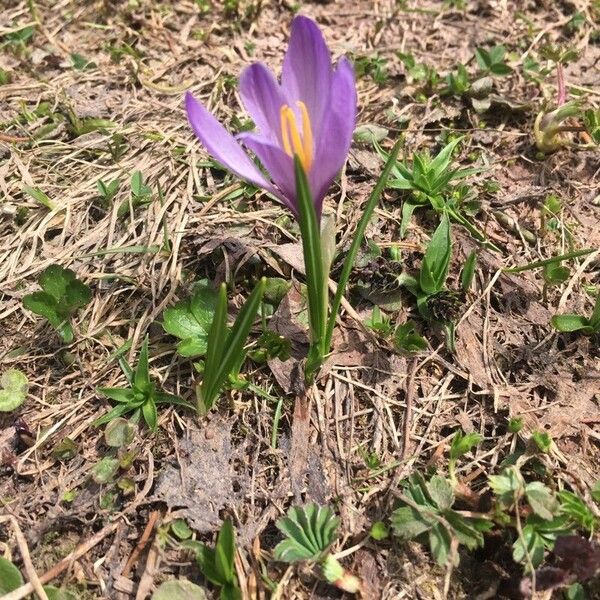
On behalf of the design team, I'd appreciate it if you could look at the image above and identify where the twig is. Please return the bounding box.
[122,510,161,577]
[0,133,29,143]
[401,357,419,460]
[0,515,48,600]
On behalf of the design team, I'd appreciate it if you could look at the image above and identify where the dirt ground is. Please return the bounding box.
[1,0,599,598]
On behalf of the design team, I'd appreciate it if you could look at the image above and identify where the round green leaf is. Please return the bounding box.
[0,557,23,594]
[0,369,29,412]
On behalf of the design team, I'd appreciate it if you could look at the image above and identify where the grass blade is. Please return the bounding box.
[201,278,265,412]
[504,248,596,273]
[324,140,402,352]
[199,283,228,413]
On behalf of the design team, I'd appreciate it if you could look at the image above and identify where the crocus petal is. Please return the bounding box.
[185,92,276,193]
[239,63,287,145]
[281,16,332,138]
[309,58,357,216]
[238,132,298,215]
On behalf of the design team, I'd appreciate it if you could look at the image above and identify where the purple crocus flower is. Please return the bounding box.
[185,16,357,220]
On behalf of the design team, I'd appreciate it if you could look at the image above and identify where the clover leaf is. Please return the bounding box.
[23,264,91,342]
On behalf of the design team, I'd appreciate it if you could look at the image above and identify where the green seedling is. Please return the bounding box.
[0,369,28,412]
[490,466,570,569]
[96,178,120,206]
[552,294,600,335]
[95,336,190,430]
[185,520,241,600]
[70,52,97,70]
[396,214,464,350]
[391,440,598,574]
[475,45,512,76]
[533,49,598,153]
[23,185,55,210]
[107,133,129,161]
[0,67,11,84]
[393,321,427,353]
[448,430,482,484]
[64,105,116,138]
[397,52,440,96]
[197,278,266,414]
[365,305,394,337]
[247,329,291,363]
[274,504,360,593]
[369,521,390,540]
[0,25,35,56]
[446,63,470,95]
[392,472,491,567]
[354,54,388,85]
[376,138,487,243]
[583,108,600,144]
[461,250,477,291]
[534,100,582,154]
[419,212,452,296]
[558,491,597,533]
[163,280,218,357]
[118,170,153,216]
[23,265,91,343]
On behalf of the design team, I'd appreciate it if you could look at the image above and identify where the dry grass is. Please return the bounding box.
[1,0,599,599]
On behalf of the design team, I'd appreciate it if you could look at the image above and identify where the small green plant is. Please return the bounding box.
[397,52,440,96]
[118,170,153,216]
[197,279,266,414]
[393,321,427,353]
[23,185,55,209]
[552,294,600,335]
[274,504,360,593]
[70,52,97,70]
[0,25,35,56]
[354,54,388,85]
[0,67,11,84]
[389,428,599,580]
[364,305,394,337]
[247,329,291,363]
[0,369,28,412]
[376,137,486,241]
[392,472,492,566]
[96,178,120,206]
[534,100,583,154]
[584,109,600,144]
[396,214,466,350]
[446,63,470,95]
[192,520,241,600]
[23,265,92,342]
[474,45,512,76]
[448,430,482,483]
[162,280,218,357]
[95,336,189,430]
